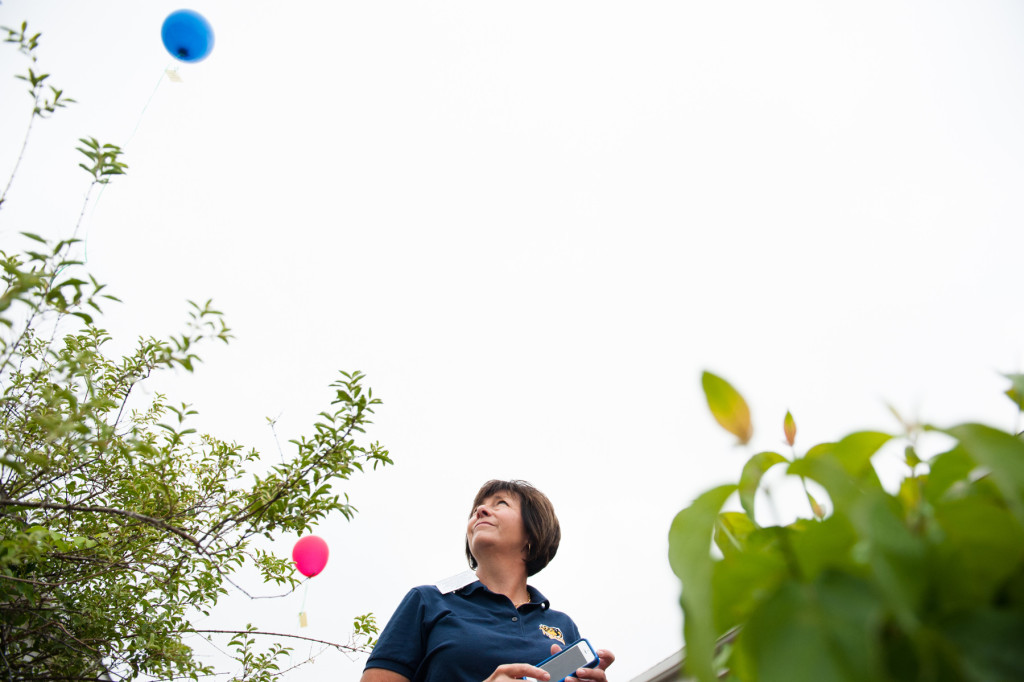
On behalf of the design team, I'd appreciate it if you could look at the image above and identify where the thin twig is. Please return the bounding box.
[189,630,370,655]
[0,103,38,208]
[220,573,301,600]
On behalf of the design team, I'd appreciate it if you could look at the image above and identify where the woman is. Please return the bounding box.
[361,479,614,682]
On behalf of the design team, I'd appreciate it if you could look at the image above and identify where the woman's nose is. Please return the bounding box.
[474,504,491,518]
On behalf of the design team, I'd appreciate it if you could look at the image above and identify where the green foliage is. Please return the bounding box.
[76,137,128,184]
[353,612,380,649]
[1,23,390,681]
[669,373,1024,682]
[3,20,74,119]
[227,625,292,682]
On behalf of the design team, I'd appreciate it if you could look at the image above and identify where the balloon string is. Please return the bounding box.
[79,64,171,266]
[300,579,310,613]
[123,64,173,149]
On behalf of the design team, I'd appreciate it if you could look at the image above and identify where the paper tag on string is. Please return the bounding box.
[299,611,308,628]
[166,67,183,83]
[434,569,477,594]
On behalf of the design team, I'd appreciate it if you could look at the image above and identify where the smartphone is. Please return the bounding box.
[533,638,599,682]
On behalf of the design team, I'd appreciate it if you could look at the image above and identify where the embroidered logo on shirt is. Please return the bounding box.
[539,625,565,645]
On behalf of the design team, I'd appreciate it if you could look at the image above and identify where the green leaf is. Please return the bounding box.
[789,452,863,510]
[1004,373,1024,411]
[0,455,27,476]
[904,445,921,468]
[856,490,927,628]
[932,496,1024,609]
[896,475,922,516]
[702,372,753,444]
[831,431,892,478]
[924,445,974,505]
[946,423,1024,525]
[738,451,787,520]
[789,516,857,581]
[669,484,737,682]
[714,511,757,558]
[938,608,1024,681]
[739,572,885,682]
[711,528,788,634]
[23,451,47,466]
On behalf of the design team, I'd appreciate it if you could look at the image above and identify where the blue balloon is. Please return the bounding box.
[161,10,214,63]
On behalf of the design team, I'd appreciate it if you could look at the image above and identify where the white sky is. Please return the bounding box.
[2,1,1024,680]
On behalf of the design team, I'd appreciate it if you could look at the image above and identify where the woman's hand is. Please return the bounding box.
[481,644,615,682]
[482,663,550,682]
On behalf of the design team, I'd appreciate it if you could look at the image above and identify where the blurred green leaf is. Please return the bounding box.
[739,572,885,682]
[856,490,927,629]
[904,445,921,468]
[896,474,922,517]
[932,496,1024,609]
[924,445,974,505]
[789,452,866,510]
[831,431,892,478]
[702,371,753,444]
[711,530,788,634]
[947,423,1024,525]
[789,516,857,581]
[1,455,27,475]
[714,511,757,558]
[669,484,737,682]
[939,609,1024,681]
[1003,373,1024,411]
[738,451,787,520]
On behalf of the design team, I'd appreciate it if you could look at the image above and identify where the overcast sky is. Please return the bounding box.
[3,1,1024,680]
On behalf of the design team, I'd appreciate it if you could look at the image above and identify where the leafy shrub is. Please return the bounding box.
[669,371,1024,682]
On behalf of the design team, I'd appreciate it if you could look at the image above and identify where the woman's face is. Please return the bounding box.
[466,490,529,561]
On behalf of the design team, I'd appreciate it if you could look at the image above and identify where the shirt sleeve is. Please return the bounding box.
[566,615,582,645]
[363,587,430,679]
[550,610,582,647]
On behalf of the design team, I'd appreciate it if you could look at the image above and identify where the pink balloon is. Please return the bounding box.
[292,535,329,577]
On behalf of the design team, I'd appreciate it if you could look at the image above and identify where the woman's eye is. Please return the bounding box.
[497,500,509,507]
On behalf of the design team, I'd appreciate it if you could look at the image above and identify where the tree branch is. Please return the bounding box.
[189,629,370,654]
[0,498,200,547]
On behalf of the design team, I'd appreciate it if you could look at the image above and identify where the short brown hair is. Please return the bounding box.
[465,479,561,577]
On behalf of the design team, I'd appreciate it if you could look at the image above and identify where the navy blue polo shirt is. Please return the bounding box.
[364,580,582,682]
